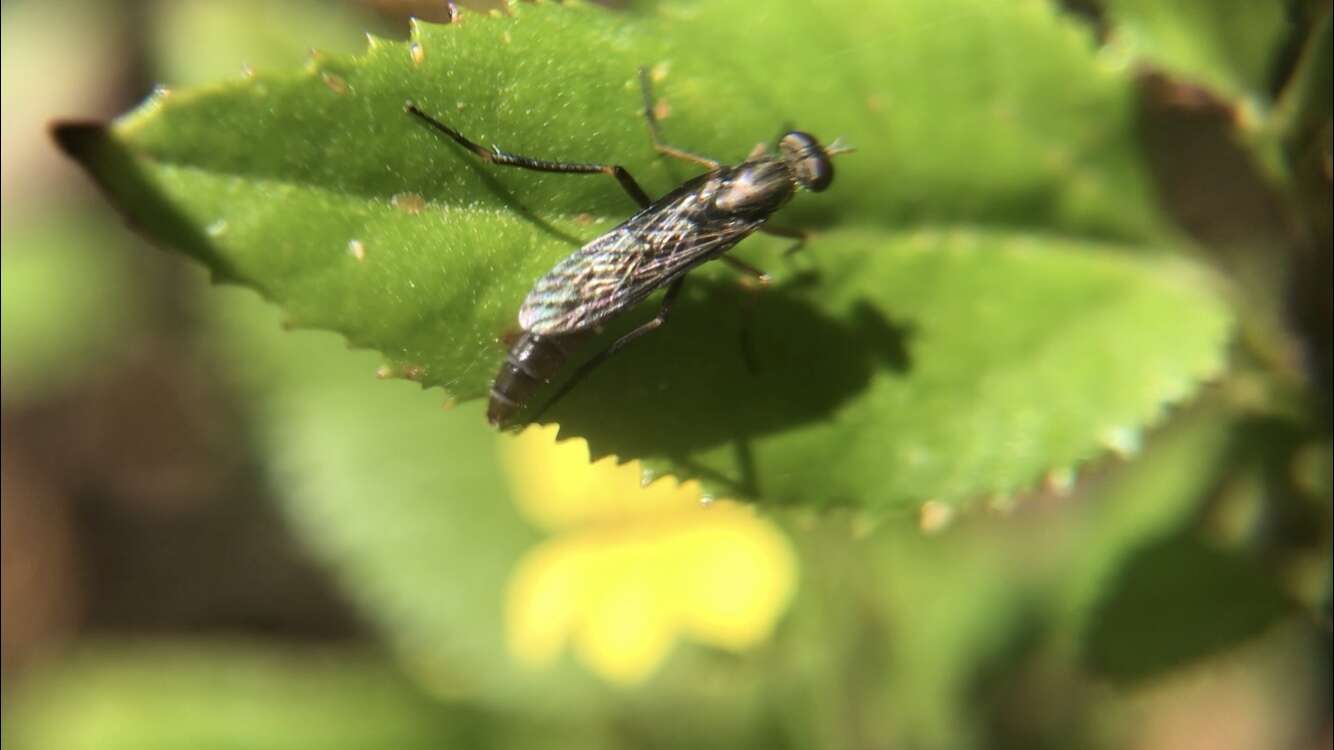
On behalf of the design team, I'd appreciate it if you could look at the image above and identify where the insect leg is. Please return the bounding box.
[721,255,771,286]
[638,68,720,169]
[532,278,686,421]
[714,255,768,372]
[760,224,808,256]
[405,101,652,208]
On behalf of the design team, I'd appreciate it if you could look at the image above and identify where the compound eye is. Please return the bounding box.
[779,131,834,192]
[797,151,834,192]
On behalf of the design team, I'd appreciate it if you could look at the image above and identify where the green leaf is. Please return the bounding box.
[57,0,1230,508]
[1100,0,1292,106]
[1051,408,1293,682]
[552,229,1230,510]
[1057,408,1241,620]
[0,214,143,403]
[3,643,461,750]
[781,520,1043,749]
[1272,6,1332,141]
[1080,533,1291,683]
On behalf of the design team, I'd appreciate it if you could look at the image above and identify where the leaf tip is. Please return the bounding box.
[49,120,109,165]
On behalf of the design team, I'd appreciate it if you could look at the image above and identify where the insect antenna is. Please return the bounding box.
[824,137,856,156]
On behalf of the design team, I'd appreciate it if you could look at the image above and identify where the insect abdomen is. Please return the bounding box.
[487,331,586,427]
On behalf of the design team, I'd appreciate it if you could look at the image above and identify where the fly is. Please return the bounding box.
[405,68,849,428]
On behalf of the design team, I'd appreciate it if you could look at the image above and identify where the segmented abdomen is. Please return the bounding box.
[487,330,588,427]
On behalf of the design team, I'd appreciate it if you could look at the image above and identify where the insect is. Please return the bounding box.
[406,69,849,427]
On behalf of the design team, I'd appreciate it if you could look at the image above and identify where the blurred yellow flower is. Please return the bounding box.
[501,425,797,685]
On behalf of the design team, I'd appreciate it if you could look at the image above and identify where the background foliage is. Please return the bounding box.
[2,0,1329,748]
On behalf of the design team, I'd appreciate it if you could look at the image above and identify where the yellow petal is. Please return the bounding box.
[570,561,679,685]
[504,538,587,668]
[673,505,798,650]
[501,426,701,530]
[500,425,800,686]
[503,425,599,529]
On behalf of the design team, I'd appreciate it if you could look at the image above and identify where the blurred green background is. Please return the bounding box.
[2,1,1330,748]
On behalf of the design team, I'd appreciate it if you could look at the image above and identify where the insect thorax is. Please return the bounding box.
[712,160,796,215]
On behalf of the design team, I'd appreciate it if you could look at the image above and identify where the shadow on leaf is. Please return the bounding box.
[543,273,915,497]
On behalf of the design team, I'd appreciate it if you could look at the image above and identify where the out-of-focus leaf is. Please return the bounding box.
[0,214,142,403]
[1081,533,1291,683]
[1058,409,1239,619]
[1101,0,1291,105]
[1272,7,1332,293]
[2,644,462,750]
[1046,409,1293,683]
[1271,6,1332,142]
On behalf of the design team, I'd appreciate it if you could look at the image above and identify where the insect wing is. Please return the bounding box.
[518,189,762,335]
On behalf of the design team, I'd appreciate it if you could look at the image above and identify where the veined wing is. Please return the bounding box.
[518,183,764,335]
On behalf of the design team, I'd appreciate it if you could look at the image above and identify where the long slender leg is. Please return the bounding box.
[532,278,686,421]
[715,254,768,373]
[638,68,720,169]
[721,255,771,286]
[405,101,652,208]
[760,223,808,256]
